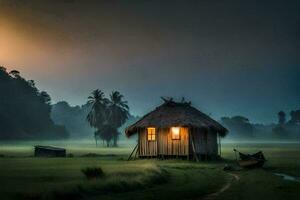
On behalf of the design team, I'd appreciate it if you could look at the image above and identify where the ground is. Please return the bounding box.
[0,140,299,200]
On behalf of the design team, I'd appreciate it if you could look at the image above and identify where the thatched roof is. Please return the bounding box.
[125,100,228,137]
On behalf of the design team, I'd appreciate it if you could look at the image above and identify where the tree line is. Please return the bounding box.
[0,67,68,139]
[221,110,300,139]
[50,101,94,138]
[272,110,300,139]
[0,67,131,143]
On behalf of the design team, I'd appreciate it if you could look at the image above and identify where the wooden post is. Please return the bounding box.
[190,131,199,162]
[187,128,190,161]
[234,149,238,163]
[134,145,139,160]
[218,133,222,158]
[137,132,140,158]
[156,128,159,159]
[128,144,138,161]
[205,131,208,160]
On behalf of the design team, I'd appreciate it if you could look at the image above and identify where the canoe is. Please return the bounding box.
[239,151,266,161]
[238,159,265,168]
[234,149,266,168]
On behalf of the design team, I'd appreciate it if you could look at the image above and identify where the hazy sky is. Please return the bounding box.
[0,0,300,123]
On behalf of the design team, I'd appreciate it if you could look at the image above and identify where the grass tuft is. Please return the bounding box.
[81,167,104,180]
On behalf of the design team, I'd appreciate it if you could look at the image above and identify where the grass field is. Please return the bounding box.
[0,140,299,200]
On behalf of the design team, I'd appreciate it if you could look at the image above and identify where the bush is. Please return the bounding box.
[81,167,104,180]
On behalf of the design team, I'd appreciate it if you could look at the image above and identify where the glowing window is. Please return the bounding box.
[171,127,180,140]
[147,127,156,141]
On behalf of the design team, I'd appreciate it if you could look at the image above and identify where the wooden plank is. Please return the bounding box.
[219,133,222,157]
[190,132,199,162]
[187,128,189,160]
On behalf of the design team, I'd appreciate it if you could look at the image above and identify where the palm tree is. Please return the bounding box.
[86,89,108,146]
[96,125,118,147]
[107,91,129,147]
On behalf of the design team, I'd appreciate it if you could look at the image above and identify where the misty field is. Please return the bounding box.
[0,141,300,200]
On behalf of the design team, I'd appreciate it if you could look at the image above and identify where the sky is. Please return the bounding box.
[0,0,300,123]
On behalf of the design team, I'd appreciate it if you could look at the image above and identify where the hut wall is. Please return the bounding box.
[158,127,189,156]
[138,127,189,157]
[208,131,218,155]
[138,128,157,156]
[190,128,218,155]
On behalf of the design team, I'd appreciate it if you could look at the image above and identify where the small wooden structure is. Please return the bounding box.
[125,99,228,161]
[34,145,66,157]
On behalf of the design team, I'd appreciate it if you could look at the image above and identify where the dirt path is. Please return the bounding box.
[202,173,240,200]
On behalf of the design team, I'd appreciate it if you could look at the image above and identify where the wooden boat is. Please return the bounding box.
[234,149,266,168]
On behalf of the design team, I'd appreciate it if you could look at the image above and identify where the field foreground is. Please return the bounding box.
[0,141,299,200]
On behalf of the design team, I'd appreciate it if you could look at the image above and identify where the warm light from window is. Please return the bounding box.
[171,127,180,140]
[147,127,156,141]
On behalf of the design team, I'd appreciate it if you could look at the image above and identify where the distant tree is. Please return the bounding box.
[95,125,117,147]
[278,111,286,125]
[290,110,300,124]
[27,80,35,87]
[272,111,290,139]
[107,91,129,147]
[9,70,20,78]
[282,110,300,139]
[86,89,109,146]
[40,91,51,105]
[221,116,254,138]
[86,90,130,147]
[272,125,289,139]
[0,66,6,71]
[51,101,94,138]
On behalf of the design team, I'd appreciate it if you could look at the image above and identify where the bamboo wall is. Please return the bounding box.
[138,127,218,157]
[138,127,189,157]
[189,128,218,155]
[138,128,158,156]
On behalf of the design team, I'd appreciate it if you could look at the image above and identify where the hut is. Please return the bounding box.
[125,99,228,161]
[34,145,66,157]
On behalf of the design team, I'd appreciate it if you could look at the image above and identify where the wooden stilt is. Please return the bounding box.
[187,129,190,161]
[218,133,222,158]
[190,132,199,162]
[134,145,139,160]
[128,144,138,161]
[205,131,208,160]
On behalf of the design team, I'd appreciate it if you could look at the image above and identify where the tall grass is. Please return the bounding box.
[37,163,169,200]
